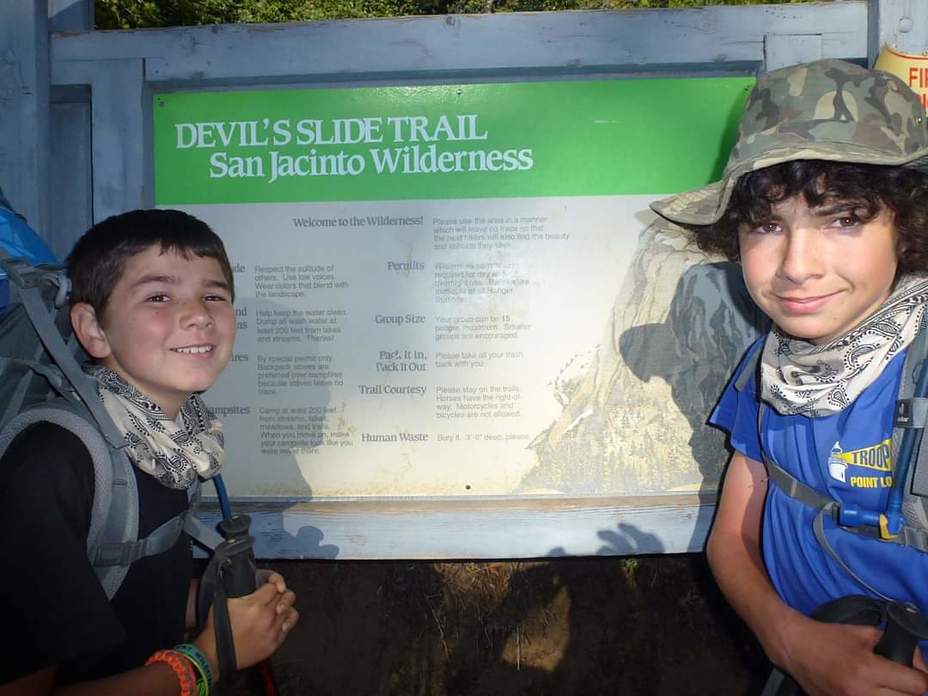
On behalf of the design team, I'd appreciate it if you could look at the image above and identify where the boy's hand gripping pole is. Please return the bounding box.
[197,514,257,678]
[874,601,928,665]
[764,597,928,696]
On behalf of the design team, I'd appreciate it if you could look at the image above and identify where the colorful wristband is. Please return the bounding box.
[145,649,197,696]
[175,642,214,696]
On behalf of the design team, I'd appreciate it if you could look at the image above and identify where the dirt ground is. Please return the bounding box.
[226,554,770,695]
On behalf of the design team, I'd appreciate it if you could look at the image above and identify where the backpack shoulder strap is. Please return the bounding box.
[899,318,928,528]
[0,401,137,598]
[735,338,765,392]
[1,401,218,598]
[0,251,125,450]
[185,478,222,551]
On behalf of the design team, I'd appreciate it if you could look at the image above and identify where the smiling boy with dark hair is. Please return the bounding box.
[0,209,299,695]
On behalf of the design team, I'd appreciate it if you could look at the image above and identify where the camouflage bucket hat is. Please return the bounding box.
[651,58,928,226]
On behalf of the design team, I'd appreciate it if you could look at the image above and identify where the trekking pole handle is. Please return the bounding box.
[217,514,257,597]
[205,514,258,679]
[875,603,921,666]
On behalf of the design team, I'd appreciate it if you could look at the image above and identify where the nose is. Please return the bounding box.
[180,298,214,328]
[778,228,823,285]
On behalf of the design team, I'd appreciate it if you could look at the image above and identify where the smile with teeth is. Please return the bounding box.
[173,345,214,354]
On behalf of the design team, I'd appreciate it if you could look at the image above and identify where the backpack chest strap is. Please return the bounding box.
[766,457,928,554]
[93,512,188,566]
[92,478,222,567]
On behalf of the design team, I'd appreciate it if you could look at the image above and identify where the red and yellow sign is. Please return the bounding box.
[876,45,928,110]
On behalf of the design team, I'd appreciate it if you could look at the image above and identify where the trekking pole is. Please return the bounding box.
[874,601,927,666]
[216,513,257,600]
[198,477,279,695]
[763,596,928,695]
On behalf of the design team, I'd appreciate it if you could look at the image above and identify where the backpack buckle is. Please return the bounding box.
[0,256,39,289]
[0,255,68,302]
[880,513,903,540]
[95,540,138,567]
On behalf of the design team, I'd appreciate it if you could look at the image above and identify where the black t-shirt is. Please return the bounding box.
[0,421,193,684]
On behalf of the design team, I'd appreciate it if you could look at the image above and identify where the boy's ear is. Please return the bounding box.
[70,303,112,360]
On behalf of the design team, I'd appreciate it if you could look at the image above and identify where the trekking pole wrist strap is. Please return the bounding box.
[211,563,239,678]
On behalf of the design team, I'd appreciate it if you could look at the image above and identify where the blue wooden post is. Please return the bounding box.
[0,1,50,236]
[49,0,93,33]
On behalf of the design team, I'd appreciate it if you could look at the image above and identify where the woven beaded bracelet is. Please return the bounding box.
[145,649,197,696]
[175,643,214,696]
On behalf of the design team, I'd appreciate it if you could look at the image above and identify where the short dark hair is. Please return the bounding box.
[67,209,234,315]
[688,161,928,276]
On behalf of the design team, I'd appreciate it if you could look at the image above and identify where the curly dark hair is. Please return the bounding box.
[689,160,928,276]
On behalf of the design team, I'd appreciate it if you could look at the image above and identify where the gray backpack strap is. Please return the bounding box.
[185,513,222,551]
[904,444,928,531]
[91,472,209,593]
[735,340,764,392]
[899,321,928,534]
[0,252,125,450]
[765,431,928,547]
[96,475,219,569]
[94,506,184,568]
[0,338,47,427]
[185,478,222,551]
[0,403,136,599]
[766,455,898,599]
[98,477,221,566]
[766,459,831,509]
[19,289,125,449]
[0,402,200,599]
[93,456,218,588]
[760,391,924,599]
[0,253,204,596]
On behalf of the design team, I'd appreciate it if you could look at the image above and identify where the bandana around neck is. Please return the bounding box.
[87,365,224,490]
[759,275,928,417]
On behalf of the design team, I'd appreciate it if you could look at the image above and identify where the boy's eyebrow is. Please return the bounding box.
[203,278,232,291]
[811,202,864,216]
[130,275,231,291]
[131,274,177,288]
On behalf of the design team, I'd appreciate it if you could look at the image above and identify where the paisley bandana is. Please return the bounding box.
[759,275,928,417]
[87,365,224,490]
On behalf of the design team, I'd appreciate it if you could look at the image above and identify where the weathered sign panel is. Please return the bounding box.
[154,78,761,506]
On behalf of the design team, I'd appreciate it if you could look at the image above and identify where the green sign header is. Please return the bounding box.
[154,78,751,204]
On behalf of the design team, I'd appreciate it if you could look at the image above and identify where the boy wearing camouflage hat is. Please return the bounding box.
[653,59,928,695]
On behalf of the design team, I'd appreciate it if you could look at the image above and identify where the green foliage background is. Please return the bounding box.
[95,0,812,28]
